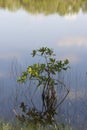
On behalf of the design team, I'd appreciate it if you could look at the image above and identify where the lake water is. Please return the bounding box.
[0,1,87,129]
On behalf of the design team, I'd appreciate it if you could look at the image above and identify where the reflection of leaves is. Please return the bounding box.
[0,0,87,15]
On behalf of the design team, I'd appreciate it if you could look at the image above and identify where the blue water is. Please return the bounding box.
[0,7,87,129]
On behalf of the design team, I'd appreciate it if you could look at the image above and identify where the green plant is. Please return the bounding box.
[0,120,73,130]
[16,47,69,125]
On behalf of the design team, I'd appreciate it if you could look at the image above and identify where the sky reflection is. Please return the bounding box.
[0,9,87,78]
[0,9,87,125]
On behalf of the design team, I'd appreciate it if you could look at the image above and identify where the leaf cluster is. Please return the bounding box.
[18,47,69,88]
[17,47,69,88]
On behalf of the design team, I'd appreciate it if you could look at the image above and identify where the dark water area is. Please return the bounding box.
[0,0,87,129]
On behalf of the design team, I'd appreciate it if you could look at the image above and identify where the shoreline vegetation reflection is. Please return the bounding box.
[0,0,87,15]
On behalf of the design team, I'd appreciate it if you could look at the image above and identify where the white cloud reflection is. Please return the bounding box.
[57,36,87,47]
[64,13,77,21]
[67,90,86,100]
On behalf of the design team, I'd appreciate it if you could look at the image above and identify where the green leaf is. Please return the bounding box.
[64,59,69,64]
[32,50,37,57]
[49,58,55,63]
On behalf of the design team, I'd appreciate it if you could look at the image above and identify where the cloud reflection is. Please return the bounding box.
[64,14,77,21]
[58,36,87,47]
[68,90,86,100]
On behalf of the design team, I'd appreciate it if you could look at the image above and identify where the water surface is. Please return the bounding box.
[0,0,87,128]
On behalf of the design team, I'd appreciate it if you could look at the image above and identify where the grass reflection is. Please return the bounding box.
[0,0,87,15]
